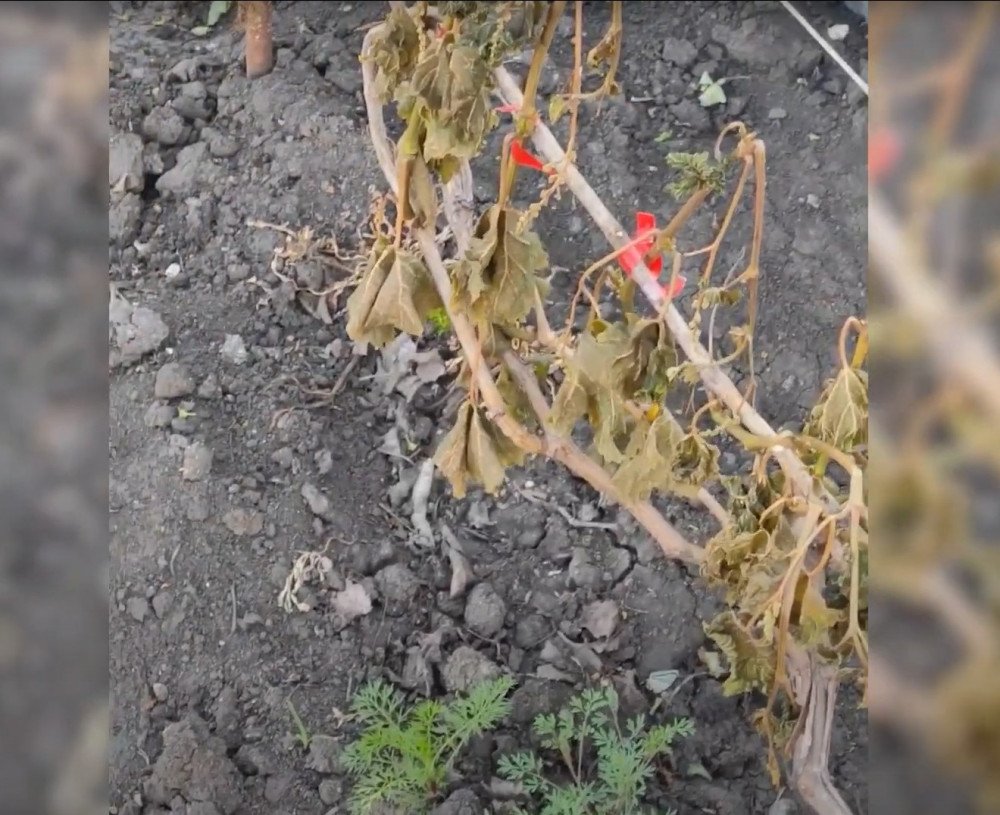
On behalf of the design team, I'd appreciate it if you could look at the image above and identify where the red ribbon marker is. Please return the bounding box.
[618,212,686,300]
[510,139,554,175]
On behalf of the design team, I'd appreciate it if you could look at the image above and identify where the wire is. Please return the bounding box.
[779,0,869,97]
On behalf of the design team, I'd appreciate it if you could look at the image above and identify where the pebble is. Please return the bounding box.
[181,442,213,481]
[768,107,788,120]
[318,778,343,806]
[152,682,169,702]
[442,646,502,693]
[220,334,248,365]
[198,373,222,399]
[126,597,149,622]
[144,401,174,428]
[301,483,331,517]
[464,583,507,638]
[154,362,195,399]
[567,548,601,589]
[223,508,264,536]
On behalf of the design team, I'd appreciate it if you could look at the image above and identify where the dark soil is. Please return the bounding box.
[109,2,867,814]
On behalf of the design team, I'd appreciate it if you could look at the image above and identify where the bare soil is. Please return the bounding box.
[109,2,868,813]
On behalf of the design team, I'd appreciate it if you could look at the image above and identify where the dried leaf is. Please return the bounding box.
[433,402,523,498]
[406,40,496,175]
[365,7,420,101]
[346,246,441,348]
[611,415,681,501]
[548,368,589,435]
[451,204,549,329]
[669,432,720,498]
[704,611,776,696]
[548,94,567,123]
[805,366,868,451]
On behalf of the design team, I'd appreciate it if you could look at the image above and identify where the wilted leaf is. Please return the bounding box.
[451,205,549,329]
[496,366,540,429]
[698,287,742,308]
[405,39,497,175]
[668,432,720,498]
[441,524,475,598]
[346,246,441,348]
[611,415,681,501]
[704,611,775,696]
[433,402,524,498]
[548,368,589,435]
[804,366,868,451]
[366,7,420,101]
[548,94,567,123]
[795,581,845,648]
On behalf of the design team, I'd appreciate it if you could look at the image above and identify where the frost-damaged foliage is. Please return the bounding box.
[498,685,694,815]
[350,3,868,812]
[343,676,515,814]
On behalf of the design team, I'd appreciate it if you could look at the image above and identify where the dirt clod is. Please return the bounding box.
[442,646,501,693]
[182,442,213,481]
[463,583,506,638]
[155,363,196,399]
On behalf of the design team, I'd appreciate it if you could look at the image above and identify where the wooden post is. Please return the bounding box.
[240,1,273,80]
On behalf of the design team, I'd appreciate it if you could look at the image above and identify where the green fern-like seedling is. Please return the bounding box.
[497,685,694,815]
[665,151,729,201]
[343,675,516,814]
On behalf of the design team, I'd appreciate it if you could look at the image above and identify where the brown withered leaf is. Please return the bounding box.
[404,39,496,178]
[433,402,524,498]
[703,611,776,697]
[451,204,549,329]
[589,389,631,465]
[804,366,868,452]
[548,367,589,435]
[611,415,682,501]
[346,246,441,348]
[795,580,844,650]
[496,366,539,430]
[366,7,420,102]
[668,432,720,498]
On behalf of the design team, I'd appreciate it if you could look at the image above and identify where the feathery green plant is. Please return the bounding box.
[497,685,693,815]
[342,675,516,814]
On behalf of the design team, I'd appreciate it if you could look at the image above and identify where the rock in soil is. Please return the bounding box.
[441,646,501,693]
[182,442,213,481]
[222,508,264,537]
[430,789,482,815]
[109,132,145,192]
[155,362,196,399]
[463,582,506,638]
[142,715,243,815]
[374,563,419,614]
[307,734,345,775]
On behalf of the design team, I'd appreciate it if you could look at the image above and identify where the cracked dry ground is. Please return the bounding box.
[110,2,867,814]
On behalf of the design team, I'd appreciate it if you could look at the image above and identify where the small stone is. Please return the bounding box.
[127,597,149,622]
[374,563,419,612]
[198,373,221,399]
[271,447,294,469]
[442,646,502,693]
[307,735,345,775]
[109,132,145,192]
[151,591,173,619]
[182,442,213,481]
[152,682,169,702]
[430,789,482,815]
[513,614,549,649]
[155,363,195,399]
[144,401,174,428]
[223,508,264,536]
[301,483,331,517]
[220,334,248,365]
[142,106,186,146]
[318,778,343,806]
[464,583,506,638]
[806,193,820,209]
[264,773,293,803]
[768,107,788,120]
[660,37,699,68]
[567,548,601,588]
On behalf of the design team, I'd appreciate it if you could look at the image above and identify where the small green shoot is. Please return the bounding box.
[343,676,516,814]
[427,306,452,337]
[286,698,312,750]
[497,685,694,815]
[665,151,729,200]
